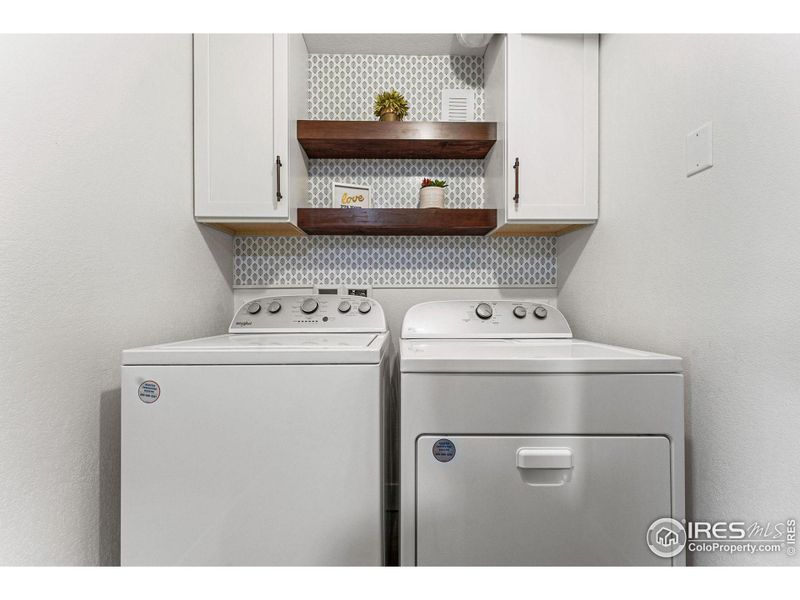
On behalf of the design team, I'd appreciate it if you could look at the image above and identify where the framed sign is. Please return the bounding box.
[333,182,371,209]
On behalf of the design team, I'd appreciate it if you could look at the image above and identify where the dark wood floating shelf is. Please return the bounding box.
[297,120,497,159]
[297,208,497,236]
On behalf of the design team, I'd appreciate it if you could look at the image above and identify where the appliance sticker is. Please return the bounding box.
[432,438,456,463]
[138,380,160,404]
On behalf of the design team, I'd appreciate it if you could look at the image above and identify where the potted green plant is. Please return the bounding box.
[373,89,409,122]
[419,178,448,208]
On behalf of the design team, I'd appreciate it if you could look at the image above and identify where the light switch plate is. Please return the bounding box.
[686,122,713,176]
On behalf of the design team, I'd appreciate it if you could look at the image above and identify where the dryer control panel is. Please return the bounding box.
[401,300,572,339]
[230,295,387,334]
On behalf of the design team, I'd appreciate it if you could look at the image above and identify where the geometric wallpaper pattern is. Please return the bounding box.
[308,54,485,122]
[234,236,557,288]
[308,158,484,208]
[308,54,486,209]
[233,54,557,289]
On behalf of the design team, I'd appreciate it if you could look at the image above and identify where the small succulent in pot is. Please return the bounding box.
[418,178,448,208]
[420,178,448,189]
[373,89,409,122]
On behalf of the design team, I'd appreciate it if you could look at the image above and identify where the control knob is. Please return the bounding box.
[358,301,372,314]
[513,306,527,319]
[301,298,319,314]
[267,301,281,314]
[533,306,548,320]
[246,302,261,315]
[338,301,352,313]
[475,303,493,320]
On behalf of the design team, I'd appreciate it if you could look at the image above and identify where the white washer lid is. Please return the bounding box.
[400,338,682,373]
[123,332,390,365]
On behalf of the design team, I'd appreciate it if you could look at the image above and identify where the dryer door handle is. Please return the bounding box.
[516,447,573,470]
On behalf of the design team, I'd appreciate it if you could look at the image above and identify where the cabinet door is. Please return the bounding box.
[416,435,672,566]
[194,34,287,220]
[506,34,598,222]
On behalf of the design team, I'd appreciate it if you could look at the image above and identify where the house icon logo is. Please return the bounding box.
[647,518,687,558]
[656,527,679,546]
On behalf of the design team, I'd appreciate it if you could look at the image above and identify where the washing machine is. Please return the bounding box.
[121,295,391,565]
[399,300,685,566]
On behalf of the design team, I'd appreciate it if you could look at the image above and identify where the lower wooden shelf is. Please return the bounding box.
[199,212,592,237]
[297,208,497,236]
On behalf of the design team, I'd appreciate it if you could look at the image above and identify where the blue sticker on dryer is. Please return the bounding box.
[138,380,160,404]
[432,438,456,462]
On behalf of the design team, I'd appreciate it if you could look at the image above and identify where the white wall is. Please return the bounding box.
[558,34,800,565]
[0,35,233,565]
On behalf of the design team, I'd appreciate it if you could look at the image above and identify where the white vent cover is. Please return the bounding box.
[441,89,475,122]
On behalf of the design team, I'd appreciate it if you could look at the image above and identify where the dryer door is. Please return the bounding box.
[416,435,672,565]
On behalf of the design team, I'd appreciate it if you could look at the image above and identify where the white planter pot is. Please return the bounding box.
[418,186,445,208]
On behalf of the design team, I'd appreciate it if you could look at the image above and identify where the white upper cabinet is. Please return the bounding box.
[192,33,595,236]
[194,34,308,231]
[489,34,599,230]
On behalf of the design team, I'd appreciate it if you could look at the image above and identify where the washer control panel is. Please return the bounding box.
[230,295,387,333]
[401,300,572,339]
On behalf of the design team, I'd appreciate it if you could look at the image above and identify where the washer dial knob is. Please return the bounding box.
[358,301,372,314]
[513,306,527,319]
[338,301,352,313]
[301,298,319,314]
[267,301,281,314]
[475,303,493,320]
[246,302,261,315]
[533,306,548,320]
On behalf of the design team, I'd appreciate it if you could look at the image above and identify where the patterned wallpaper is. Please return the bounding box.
[233,53,556,289]
[307,54,484,121]
[308,54,486,209]
[235,236,557,288]
[309,159,484,208]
